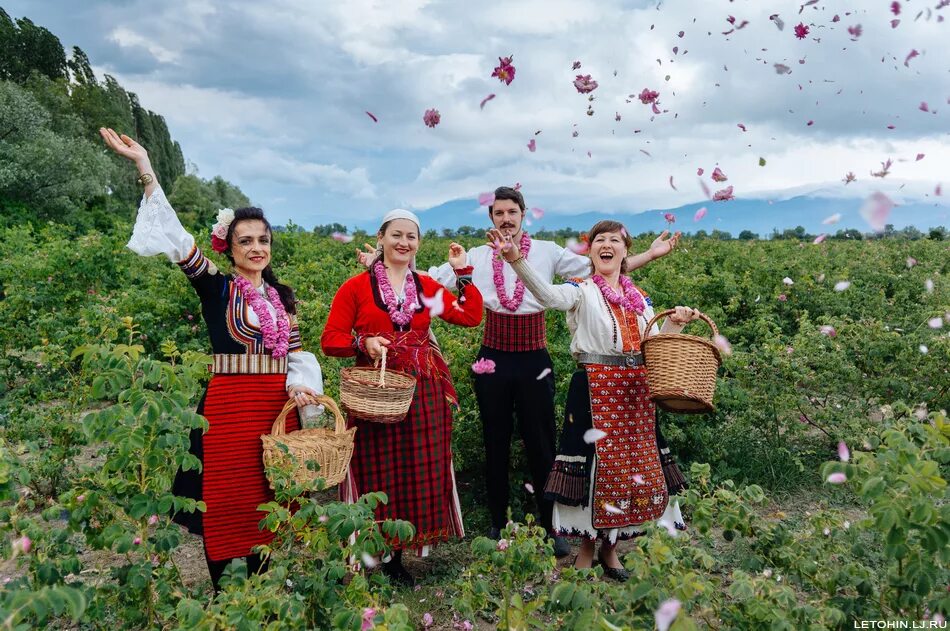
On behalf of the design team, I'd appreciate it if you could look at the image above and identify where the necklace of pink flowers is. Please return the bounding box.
[591,274,646,314]
[493,232,531,311]
[373,261,418,326]
[232,274,290,357]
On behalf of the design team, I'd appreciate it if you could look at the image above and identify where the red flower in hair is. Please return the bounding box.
[211,234,228,253]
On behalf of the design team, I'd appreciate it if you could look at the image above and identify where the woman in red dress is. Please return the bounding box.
[321,209,482,585]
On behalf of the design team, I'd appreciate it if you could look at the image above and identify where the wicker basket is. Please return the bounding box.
[261,394,355,489]
[340,348,416,423]
[641,309,722,414]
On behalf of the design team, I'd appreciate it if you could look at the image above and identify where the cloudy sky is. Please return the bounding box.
[7,0,948,229]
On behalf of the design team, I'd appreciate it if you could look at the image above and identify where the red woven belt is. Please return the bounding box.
[482,310,547,352]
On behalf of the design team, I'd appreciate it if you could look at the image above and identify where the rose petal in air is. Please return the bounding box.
[696,167,704,176]
[669,176,678,190]
[421,289,445,318]
[712,334,732,355]
[737,123,747,131]
[713,185,734,201]
[694,207,707,221]
[525,482,535,494]
[365,111,378,122]
[904,49,919,66]
[915,153,925,161]
[826,472,847,484]
[527,139,536,152]
[471,358,496,374]
[479,94,496,110]
[530,207,544,220]
[655,599,682,631]
[566,238,589,255]
[774,63,792,74]
[361,553,378,569]
[478,192,495,206]
[859,192,894,232]
[813,234,827,244]
[919,102,929,113]
[536,368,552,380]
[822,213,842,225]
[838,441,850,462]
[584,428,608,443]
[331,232,354,243]
[711,167,728,182]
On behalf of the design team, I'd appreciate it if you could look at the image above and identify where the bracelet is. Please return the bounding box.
[136,172,154,186]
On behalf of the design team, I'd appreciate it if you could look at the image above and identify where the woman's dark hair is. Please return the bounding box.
[489,186,526,213]
[225,207,297,314]
[588,220,633,274]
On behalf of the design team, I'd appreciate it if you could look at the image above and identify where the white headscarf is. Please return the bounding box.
[377,208,423,270]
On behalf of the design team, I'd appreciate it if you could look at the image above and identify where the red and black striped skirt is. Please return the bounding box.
[172,373,298,561]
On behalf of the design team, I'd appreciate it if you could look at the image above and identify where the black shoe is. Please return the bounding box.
[597,554,630,582]
[552,536,571,558]
[381,559,416,587]
[487,526,501,540]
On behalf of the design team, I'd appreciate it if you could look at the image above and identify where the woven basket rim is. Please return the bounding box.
[641,332,723,365]
[341,366,416,389]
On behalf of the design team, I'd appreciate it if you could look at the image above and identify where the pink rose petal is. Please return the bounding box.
[903,49,919,66]
[694,207,707,221]
[655,599,682,631]
[423,108,441,128]
[479,94,496,110]
[525,482,535,494]
[365,111,378,123]
[826,472,847,484]
[712,334,732,355]
[813,234,827,244]
[331,231,354,243]
[823,213,842,225]
[713,185,734,201]
[859,192,894,232]
[530,207,544,220]
[471,358,496,374]
[711,167,728,182]
[527,139,536,152]
[696,167,704,176]
[478,192,495,206]
[838,441,850,462]
[536,368,552,380]
[668,176,677,191]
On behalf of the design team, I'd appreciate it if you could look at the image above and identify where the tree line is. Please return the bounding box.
[0,8,248,231]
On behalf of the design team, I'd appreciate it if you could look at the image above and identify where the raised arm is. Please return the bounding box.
[100,127,195,262]
[624,230,680,272]
[489,228,581,312]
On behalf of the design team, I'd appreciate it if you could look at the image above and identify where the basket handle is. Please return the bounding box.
[379,346,387,387]
[270,394,348,436]
[644,308,719,340]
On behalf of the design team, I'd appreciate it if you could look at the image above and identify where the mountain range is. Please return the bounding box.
[352,194,949,236]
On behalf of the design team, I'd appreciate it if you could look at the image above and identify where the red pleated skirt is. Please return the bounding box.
[201,373,298,561]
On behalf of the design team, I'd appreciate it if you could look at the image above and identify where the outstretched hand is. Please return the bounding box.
[648,230,681,260]
[356,243,376,268]
[486,228,521,263]
[99,127,149,167]
[448,242,466,269]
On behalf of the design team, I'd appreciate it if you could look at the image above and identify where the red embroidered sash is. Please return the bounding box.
[482,310,547,351]
[365,329,459,406]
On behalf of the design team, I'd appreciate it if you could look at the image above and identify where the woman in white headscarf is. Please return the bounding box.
[321,210,483,585]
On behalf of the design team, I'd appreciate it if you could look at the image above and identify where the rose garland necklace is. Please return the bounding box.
[232,275,291,357]
[373,261,417,326]
[493,232,531,311]
[591,274,646,314]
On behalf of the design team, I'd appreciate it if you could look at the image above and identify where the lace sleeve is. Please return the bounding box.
[126,185,196,261]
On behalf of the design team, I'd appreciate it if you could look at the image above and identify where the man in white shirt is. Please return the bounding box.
[430,187,678,556]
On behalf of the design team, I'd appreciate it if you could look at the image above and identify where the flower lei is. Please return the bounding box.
[493,232,531,311]
[373,261,417,326]
[591,274,646,314]
[232,275,290,357]
[210,208,235,253]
